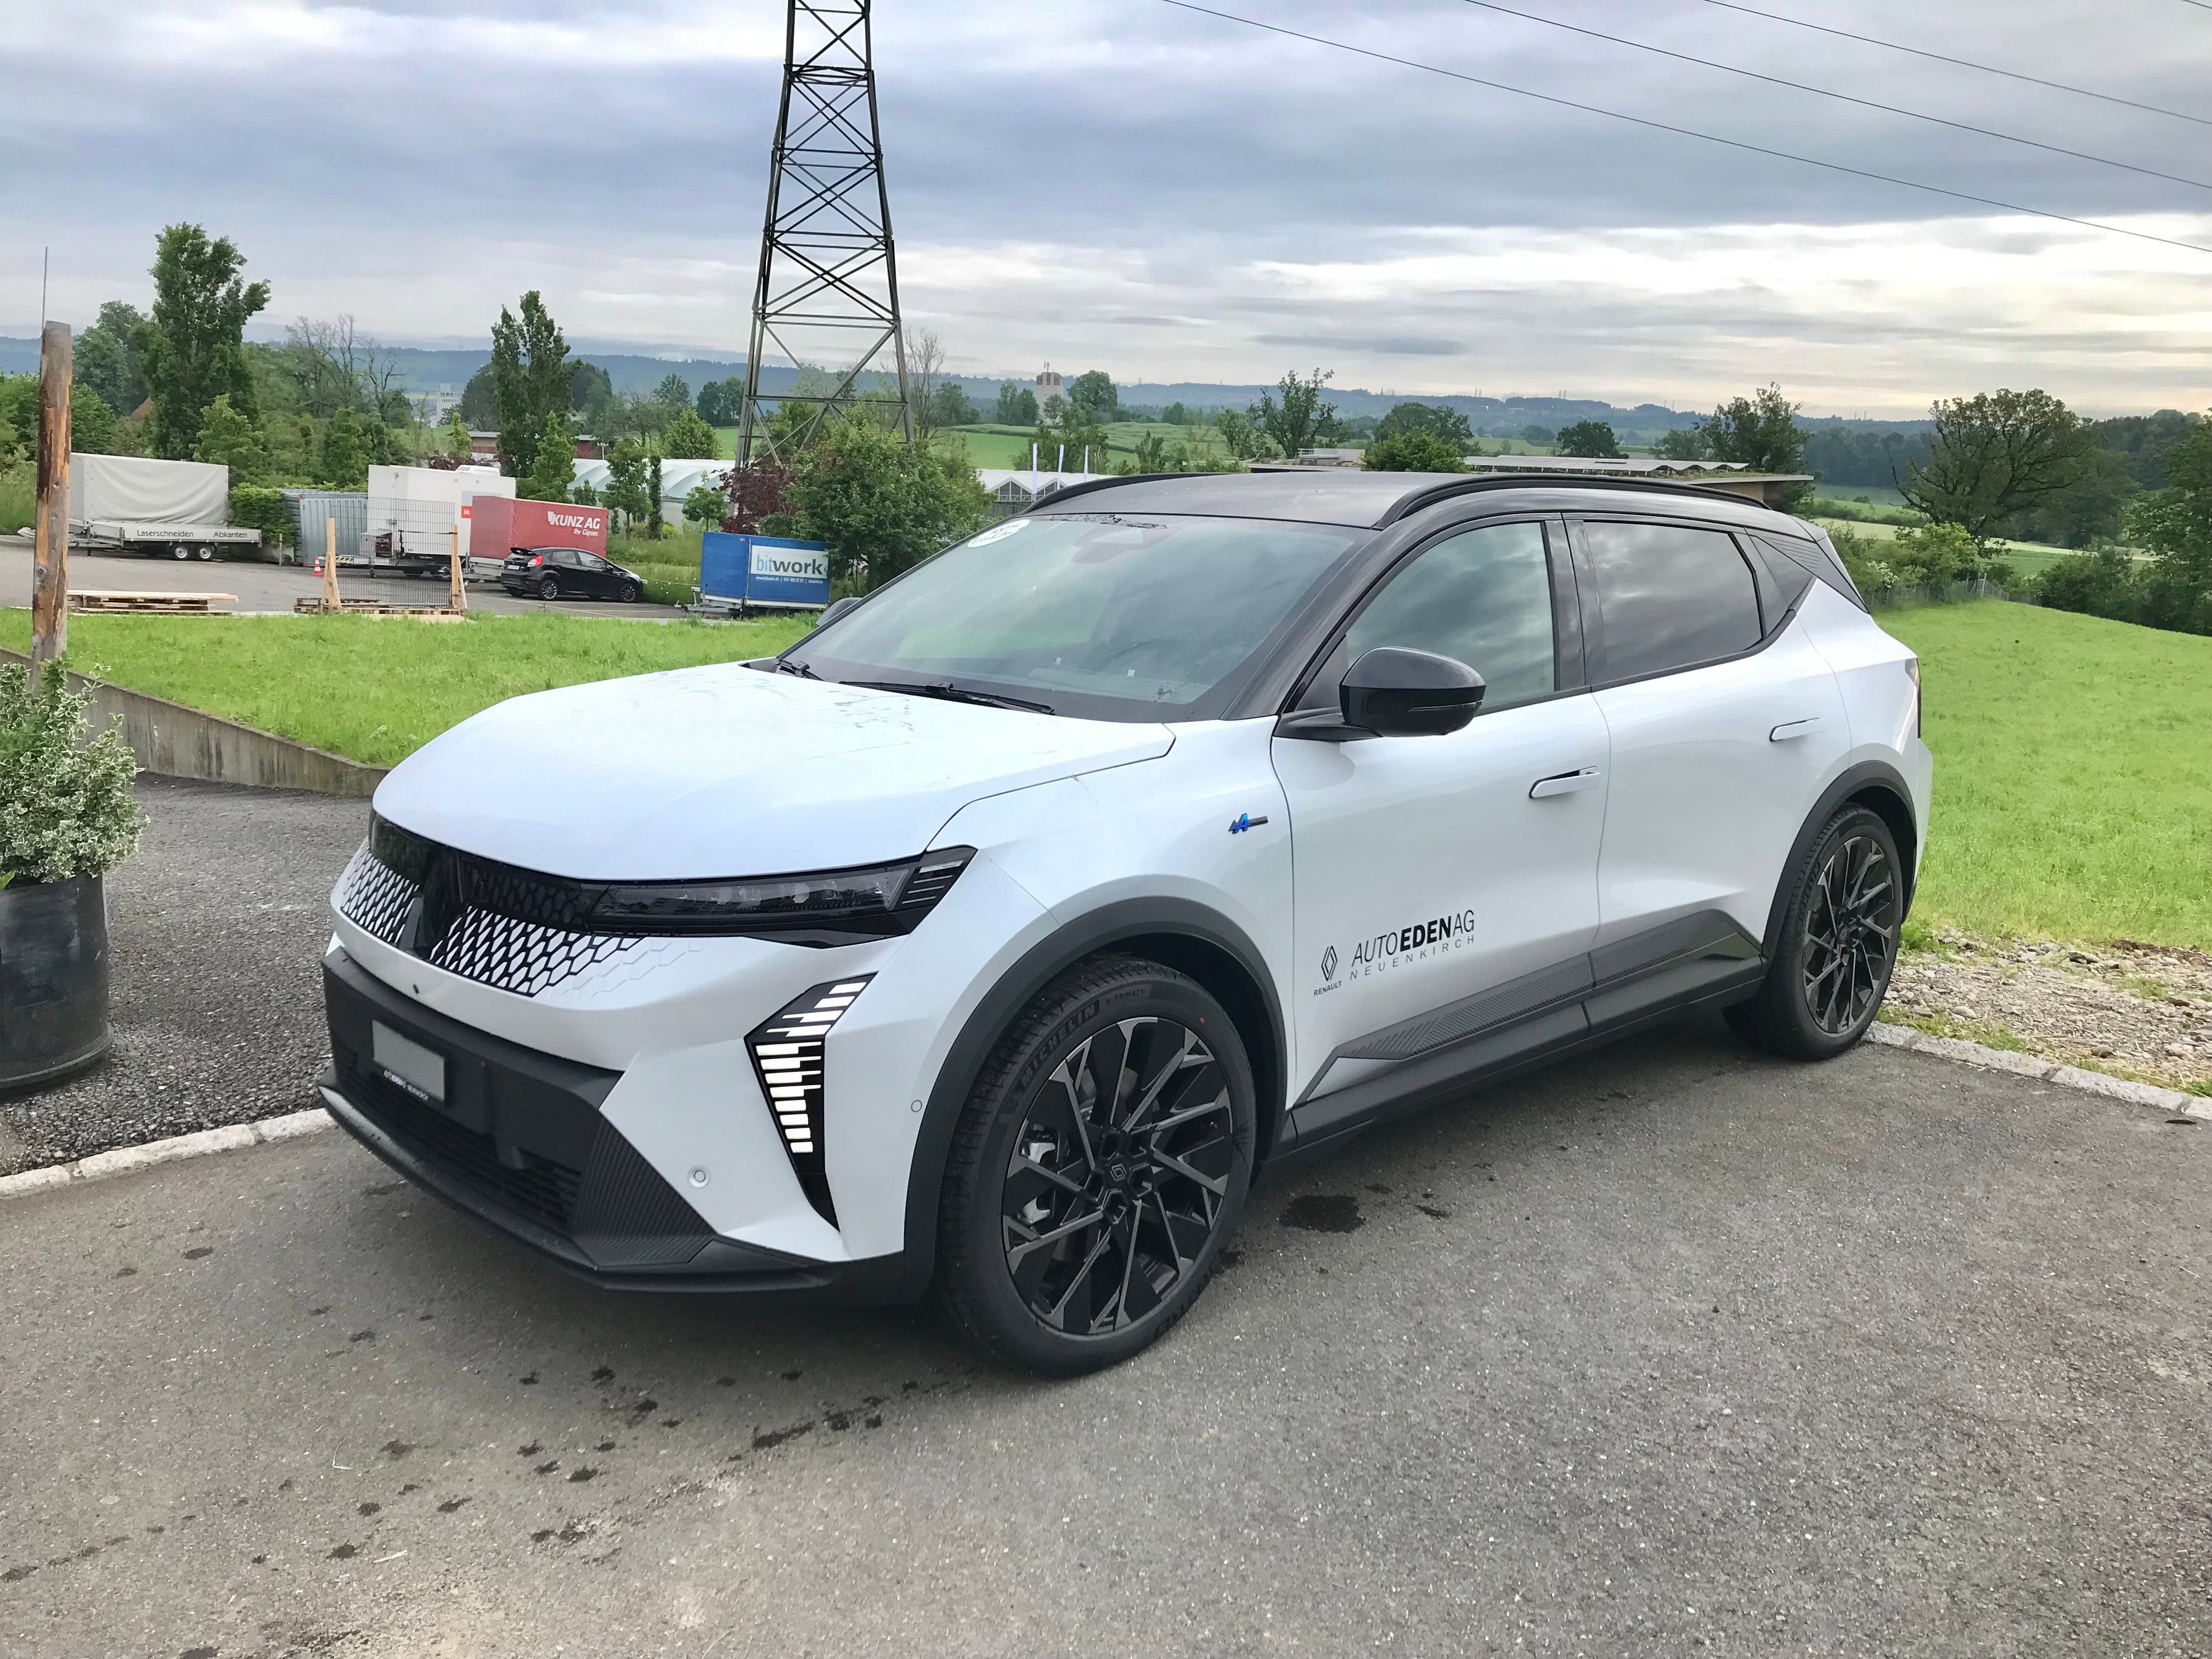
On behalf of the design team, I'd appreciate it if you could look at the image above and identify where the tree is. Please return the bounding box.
[443,408,472,457]
[1555,420,1624,459]
[1251,368,1341,458]
[927,380,979,429]
[1375,401,1474,449]
[647,454,666,539]
[994,381,1037,425]
[2009,446,2138,548]
[2124,414,2212,632]
[1067,370,1118,424]
[660,407,721,460]
[653,373,693,413]
[1702,384,1810,508]
[1521,425,1555,446]
[136,223,271,459]
[903,328,948,443]
[489,291,569,478]
[520,410,574,503]
[1902,388,2098,544]
[769,408,992,588]
[684,482,731,528]
[278,314,394,420]
[70,387,118,455]
[696,375,744,426]
[74,302,149,415]
[318,407,369,489]
[569,360,614,414]
[1656,426,1709,462]
[604,439,651,528]
[191,394,266,481]
[459,364,497,428]
[1212,407,1265,460]
[1363,430,1466,473]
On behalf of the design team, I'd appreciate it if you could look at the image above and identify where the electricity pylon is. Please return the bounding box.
[736,1,911,464]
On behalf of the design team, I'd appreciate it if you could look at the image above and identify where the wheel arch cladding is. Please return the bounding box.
[900,899,1288,1295]
[1760,759,1921,957]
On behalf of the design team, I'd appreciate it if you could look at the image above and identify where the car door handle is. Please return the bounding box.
[1529,768,1602,799]
[1769,718,1825,742]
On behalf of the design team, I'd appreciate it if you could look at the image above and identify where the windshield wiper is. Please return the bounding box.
[774,657,821,679]
[845,679,1055,715]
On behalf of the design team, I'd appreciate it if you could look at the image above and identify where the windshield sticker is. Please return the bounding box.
[967,520,1029,546]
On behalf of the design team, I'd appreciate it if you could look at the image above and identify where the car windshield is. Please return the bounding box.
[782,513,1363,720]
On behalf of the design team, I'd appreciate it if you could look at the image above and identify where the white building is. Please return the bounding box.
[1034,364,1064,415]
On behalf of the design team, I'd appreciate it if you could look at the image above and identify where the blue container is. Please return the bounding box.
[700,533,832,611]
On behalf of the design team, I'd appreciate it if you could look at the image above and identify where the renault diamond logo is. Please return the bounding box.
[1321,945,1339,981]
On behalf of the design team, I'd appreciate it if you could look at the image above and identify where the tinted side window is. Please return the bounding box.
[1344,521,1556,710]
[1583,522,1762,681]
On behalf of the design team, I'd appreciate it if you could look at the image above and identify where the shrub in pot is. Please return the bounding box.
[1,664,143,1091]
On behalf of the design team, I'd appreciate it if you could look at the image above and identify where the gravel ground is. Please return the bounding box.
[1886,933,2212,1095]
[0,776,362,1174]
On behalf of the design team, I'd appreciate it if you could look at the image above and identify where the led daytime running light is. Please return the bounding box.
[746,977,873,1225]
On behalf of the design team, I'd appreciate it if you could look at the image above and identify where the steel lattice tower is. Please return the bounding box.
[736,1,911,464]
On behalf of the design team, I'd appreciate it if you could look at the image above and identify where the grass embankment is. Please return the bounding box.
[607,526,706,605]
[1882,602,2212,951]
[0,610,810,769]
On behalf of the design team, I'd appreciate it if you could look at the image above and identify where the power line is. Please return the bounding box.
[1454,0,2212,193]
[1695,0,2212,131]
[1158,1,2212,257]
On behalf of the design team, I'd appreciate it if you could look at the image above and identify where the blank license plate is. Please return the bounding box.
[372,1021,447,1104]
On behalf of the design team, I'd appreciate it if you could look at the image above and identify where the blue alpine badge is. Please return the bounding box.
[1228,812,1271,834]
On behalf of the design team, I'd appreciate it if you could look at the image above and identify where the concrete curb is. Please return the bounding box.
[0,647,388,798]
[0,1107,334,1201]
[1865,1022,2210,1119]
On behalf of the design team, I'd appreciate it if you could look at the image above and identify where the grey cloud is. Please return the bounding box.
[1254,335,1470,356]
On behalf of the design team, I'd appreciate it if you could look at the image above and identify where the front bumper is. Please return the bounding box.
[321,950,904,1296]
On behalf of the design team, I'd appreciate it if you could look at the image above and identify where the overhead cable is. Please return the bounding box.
[1157,1,2212,257]
[1453,0,2212,193]
[1695,0,2212,131]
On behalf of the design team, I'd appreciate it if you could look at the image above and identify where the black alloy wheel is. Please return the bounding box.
[937,956,1254,1374]
[1726,803,1903,1059]
[622,580,643,603]
[537,573,561,601]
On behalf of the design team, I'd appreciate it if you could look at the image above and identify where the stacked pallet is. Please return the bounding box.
[70,590,236,614]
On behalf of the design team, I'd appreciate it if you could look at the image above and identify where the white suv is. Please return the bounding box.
[320,471,1929,1374]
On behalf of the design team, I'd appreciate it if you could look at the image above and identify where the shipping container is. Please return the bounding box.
[283,490,369,568]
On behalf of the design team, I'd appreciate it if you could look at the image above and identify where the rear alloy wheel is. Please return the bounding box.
[537,573,561,601]
[1726,804,1902,1059]
[194,544,215,562]
[936,956,1254,1375]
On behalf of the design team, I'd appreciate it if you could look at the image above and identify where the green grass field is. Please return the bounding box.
[1807,515,2092,580]
[0,610,811,769]
[1881,601,2212,950]
[6,598,2204,950]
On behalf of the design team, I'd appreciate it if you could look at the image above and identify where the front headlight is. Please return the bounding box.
[586,847,974,944]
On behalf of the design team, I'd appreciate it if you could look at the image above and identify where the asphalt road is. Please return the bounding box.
[0,540,684,620]
[3,1025,2205,1657]
[0,778,363,1176]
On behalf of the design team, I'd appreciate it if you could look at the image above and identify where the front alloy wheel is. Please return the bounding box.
[938,957,1254,1374]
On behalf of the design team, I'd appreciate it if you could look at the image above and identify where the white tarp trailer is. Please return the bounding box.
[66,453,261,561]
[363,464,516,576]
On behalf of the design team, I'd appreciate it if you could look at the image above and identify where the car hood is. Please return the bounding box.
[372,663,1174,878]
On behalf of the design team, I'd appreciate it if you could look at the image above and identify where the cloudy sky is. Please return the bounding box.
[4,0,2210,415]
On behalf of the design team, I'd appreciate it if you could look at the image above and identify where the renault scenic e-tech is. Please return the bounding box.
[320,469,1929,1374]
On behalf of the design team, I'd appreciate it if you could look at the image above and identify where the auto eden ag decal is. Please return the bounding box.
[1316,908,1481,994]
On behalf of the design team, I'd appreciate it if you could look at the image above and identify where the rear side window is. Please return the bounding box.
[1582,522,1762,682]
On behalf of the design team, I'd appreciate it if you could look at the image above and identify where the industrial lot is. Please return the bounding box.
[3,1,2210,1655]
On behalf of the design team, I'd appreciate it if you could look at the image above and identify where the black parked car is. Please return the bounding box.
[499,546,647,603]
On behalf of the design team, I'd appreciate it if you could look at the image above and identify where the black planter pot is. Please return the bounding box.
[0,873,112,1093]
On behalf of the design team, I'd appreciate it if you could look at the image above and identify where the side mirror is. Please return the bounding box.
[1340,646,1485,736]
[814,594,862,629]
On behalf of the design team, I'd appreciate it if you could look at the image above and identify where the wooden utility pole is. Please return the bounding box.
[448,525,465,612]
[321,518,342,612]
[30,321,72,681]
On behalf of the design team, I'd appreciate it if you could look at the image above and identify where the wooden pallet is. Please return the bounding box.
[70,590,237,614]
[293,597,465,618]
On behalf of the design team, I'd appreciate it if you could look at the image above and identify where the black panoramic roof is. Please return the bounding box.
[1025,469,1807,535]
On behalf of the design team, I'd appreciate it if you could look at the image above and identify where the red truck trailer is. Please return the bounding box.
[465,496,610,568]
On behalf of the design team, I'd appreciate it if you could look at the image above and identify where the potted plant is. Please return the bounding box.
[1,663,142,1091]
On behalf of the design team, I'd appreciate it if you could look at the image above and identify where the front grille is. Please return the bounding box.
[333,834,644,999]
